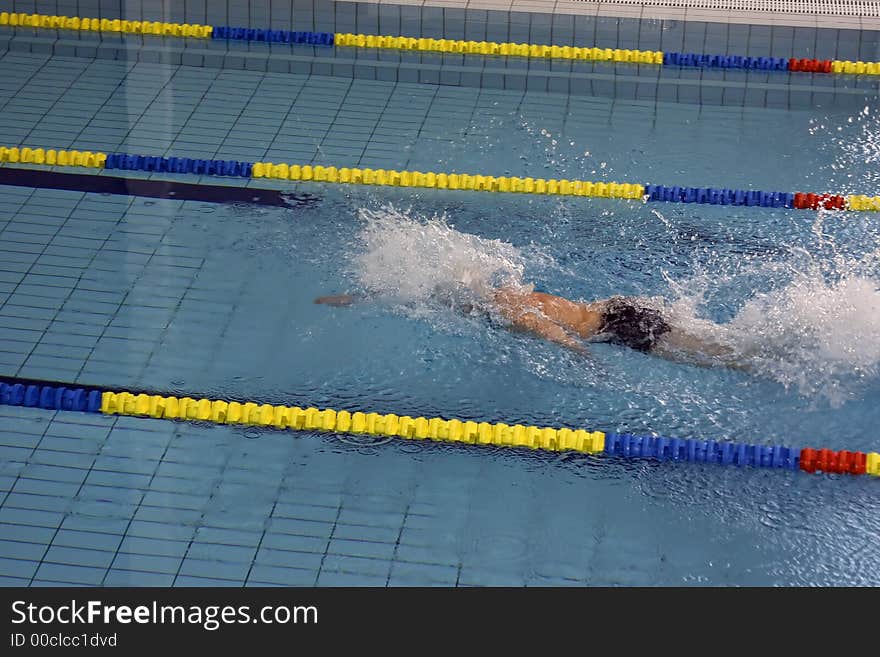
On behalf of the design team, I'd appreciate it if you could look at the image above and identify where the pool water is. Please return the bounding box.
[1,50,879,586]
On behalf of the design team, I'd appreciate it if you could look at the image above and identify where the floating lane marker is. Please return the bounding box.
[4,12,880,75]
[0,146,107,168]
[334,34,880,75]
[0,11,213,37]
[2,145,879,210]
[0,379,877,478]
[333,31,664,63]
[250,159,645,198]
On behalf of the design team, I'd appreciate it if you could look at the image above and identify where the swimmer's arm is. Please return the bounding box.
[653,330,752,372]
[509,311,589,355]
[314,294,359,307]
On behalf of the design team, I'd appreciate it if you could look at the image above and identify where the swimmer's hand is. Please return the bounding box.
[552,333,589,356]
[565,340,590,357]
[314,294,357,307]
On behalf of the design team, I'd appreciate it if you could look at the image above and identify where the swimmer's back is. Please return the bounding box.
[492,288,603,338]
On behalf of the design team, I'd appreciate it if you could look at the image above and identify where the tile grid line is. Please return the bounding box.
[3,59,151,373]
[209,68,286,170]
[183,69,249,163]
[123,67,199,157]
[60,63,211,382]
[56,193,144,385]
[61,60,139,152]
[386,498,414,586]
[314,491,346,586]
[262,75,326,161]
[99,417,178,586]
[2,193,120,380]
[64,197,165,380]
[0,51,59,116]
[17,56,117,152]
[25,410,104,586]
[0,185,40,308]
[169,425,240,586]
[323,81,390,167]
[187,261,255,384]
[298,76,357,169]
[456,86,505,172]
[381,81,438,170]
[1,472,454,565]
[241,452,286,587]
[258,70,314,167]
[15,425,124,584]
[152,67,224,163]
[0,409,48,510]
[129,215,205,385]
[121,60,204,158]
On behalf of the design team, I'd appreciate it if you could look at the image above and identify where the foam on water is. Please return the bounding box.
[665,267,880,404]
[663,210,880,404]
[355,205,531,305]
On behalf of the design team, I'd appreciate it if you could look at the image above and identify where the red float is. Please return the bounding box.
[788,58,831,73]
[791,192,846,210]
[799,448,868,474]
[787,58,833,73]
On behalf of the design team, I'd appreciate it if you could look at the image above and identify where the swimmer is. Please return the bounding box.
[315,287,743,369]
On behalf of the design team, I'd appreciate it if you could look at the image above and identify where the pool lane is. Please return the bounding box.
[0,376,877,479]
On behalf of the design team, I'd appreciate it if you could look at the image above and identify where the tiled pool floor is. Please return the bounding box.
[2,49,880,587]
[1,49,870,193]
[6,402,878,587]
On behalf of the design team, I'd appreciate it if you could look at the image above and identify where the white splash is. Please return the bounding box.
[662,222,880,403]
[354,205,529,305]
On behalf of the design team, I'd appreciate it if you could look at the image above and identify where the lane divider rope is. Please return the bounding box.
[0,11,213,37]
[0,379,876,478]
[2,12,879,76]
[3,146,878,211]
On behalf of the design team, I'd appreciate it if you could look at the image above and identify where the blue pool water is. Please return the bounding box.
[1,50,879,586]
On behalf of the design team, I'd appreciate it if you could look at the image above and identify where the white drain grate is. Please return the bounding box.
[569,1,880,16]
